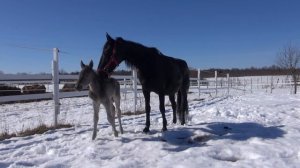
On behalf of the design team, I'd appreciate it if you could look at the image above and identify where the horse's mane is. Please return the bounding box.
[116,37,163,68]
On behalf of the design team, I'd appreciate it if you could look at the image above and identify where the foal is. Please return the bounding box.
[75,60,123,140]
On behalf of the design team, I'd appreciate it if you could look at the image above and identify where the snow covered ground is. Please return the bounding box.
[0,88,300,168]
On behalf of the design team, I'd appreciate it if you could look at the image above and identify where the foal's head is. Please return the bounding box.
[75,60,94,91]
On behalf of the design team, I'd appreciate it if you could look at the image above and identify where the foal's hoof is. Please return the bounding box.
[161,127,167,132]
[143,127,150,133]
[173,119,177,124]
[114,131,119,137]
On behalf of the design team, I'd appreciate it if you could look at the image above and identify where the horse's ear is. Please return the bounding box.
[106,33,113,41]
[89,60,94,68]
[80,60,85,69]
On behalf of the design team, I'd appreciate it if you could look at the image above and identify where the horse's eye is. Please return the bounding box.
[104,47,111,54]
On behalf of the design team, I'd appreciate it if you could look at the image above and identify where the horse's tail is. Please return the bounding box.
[177,61,190,125]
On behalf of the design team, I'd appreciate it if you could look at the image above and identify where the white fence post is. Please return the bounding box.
[52,48,60,127]
[215,71,218,96]
[251,78,253,93]
[227,73,230,96]
[244,79,246,93]
[197,69,201,98]
[132,68,137,112]
[123,78,127,100]
[271,76,273,93]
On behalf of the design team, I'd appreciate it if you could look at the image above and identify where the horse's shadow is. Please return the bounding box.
[199,122,285,141]
[136,122,285,152]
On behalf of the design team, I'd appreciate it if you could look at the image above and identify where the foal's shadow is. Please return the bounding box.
[139,122,285,152]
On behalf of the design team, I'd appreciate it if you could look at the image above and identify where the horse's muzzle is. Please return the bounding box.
[75,83,82,91]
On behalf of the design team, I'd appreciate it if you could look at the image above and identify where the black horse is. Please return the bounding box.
[98,34,190,133]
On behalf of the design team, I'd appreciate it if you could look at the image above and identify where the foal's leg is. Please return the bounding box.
[92,101,100,140]
[104,101,118,137]
[159,94,167,131]
[169,94,177,124]
[114,96,123,134]
[142,90,151,133]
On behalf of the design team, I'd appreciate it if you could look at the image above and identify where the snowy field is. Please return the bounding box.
[0,88,300,168]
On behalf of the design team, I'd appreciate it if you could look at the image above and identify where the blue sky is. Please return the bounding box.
[1,0,300,74]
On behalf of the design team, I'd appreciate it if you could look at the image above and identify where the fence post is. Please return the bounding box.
[270,76,273,93]
[215,71,218,97]
[52,48,60,127]
[197,69,200,98]
[251,78,253,93]
[123,78,127,100]
[132,68,137,112]
[227,73,230,96]
[244,79,246,93]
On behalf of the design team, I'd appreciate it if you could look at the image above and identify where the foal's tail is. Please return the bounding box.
[177,62,190,125]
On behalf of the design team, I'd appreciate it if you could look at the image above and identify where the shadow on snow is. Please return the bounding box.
[123,122,286,152]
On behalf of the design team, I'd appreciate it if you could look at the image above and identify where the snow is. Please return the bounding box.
[1,88,300,168]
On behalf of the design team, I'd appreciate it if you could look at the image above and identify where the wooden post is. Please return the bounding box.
[52,48,60,127]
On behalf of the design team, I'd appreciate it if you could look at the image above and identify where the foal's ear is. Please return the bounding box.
[88,60,94,68]
[106,33,113,41]
[80,60,85,69]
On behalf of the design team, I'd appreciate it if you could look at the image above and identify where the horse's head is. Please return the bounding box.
[97,33,124,74]
[75,60,94,91]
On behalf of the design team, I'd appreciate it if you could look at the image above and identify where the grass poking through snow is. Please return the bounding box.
[0,124,72,141]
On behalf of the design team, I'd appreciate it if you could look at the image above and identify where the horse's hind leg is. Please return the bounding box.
[92,101,100,140]
[169,94,177,124]
[159,94,167,131]
[176,90,182,124]
[180,89,188,125]
[104,101,118,137]
[115,97,123,134]
[142,90,151,133]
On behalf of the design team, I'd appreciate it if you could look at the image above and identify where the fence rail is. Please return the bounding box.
[0,74,136,103]
[1,48,298,127]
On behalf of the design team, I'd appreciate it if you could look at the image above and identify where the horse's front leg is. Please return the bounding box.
[159,94,167,131]
[142,90,151,133]
[92,101,100,140]
[169,94,177,124]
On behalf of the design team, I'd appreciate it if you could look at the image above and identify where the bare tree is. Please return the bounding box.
[277,43,300,94]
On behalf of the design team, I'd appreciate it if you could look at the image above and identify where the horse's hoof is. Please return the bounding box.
[143,127,150,133]
[173,120,177,124]
[114,132,119,137]
[161,127,167,132]
[92,134,96,140]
